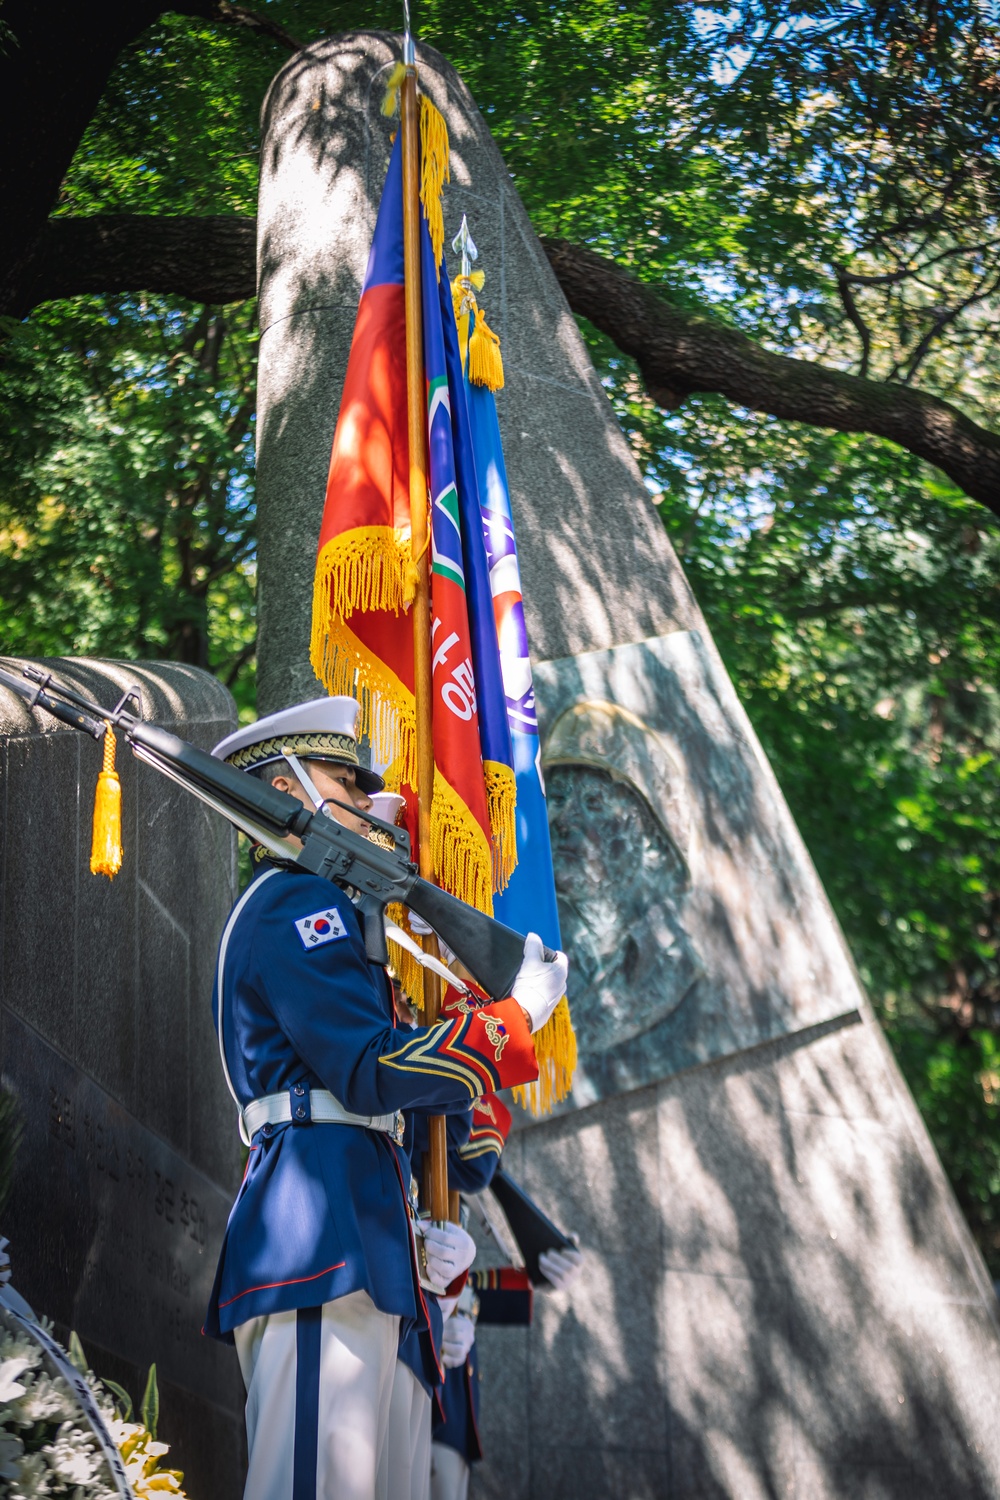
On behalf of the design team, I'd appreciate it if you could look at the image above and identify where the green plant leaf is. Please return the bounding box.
[67,1330,88,1375]
[140,1363,159,1440]
[102,1378,134,1421]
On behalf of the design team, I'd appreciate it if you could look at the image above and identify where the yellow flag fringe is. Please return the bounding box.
[310,600,418,791]
[513,996,578,1115]
[419,95,450,275]
[386,902,428,1014]
[90,722,123,878]
[431,767,494,916]
[483,759,517,892]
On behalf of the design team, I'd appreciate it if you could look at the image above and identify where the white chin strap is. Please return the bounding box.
[281,748,331,813]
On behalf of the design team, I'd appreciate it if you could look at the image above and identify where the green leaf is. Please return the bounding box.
[140,1363,159,1440]
[67,1330,88,1374]
[102,1378,134,1421]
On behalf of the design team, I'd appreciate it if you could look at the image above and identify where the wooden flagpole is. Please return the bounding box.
[401,37,451,1225]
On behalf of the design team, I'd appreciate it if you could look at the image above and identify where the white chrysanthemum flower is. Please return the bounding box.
[11,1450,51,1498]
[0,1329,42,1368]
[9,1372,79,1427]
[0,1356,32,1403]
[42,1419,102,1485]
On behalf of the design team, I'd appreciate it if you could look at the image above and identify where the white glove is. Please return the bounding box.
[441,1312,476,1369]
[406,910,456,966]
[420,1221,476,1293]
[510,933,568,1033]
[539,1244,583,1292]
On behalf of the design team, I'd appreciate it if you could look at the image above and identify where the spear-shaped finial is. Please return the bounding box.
[452,215,478,280]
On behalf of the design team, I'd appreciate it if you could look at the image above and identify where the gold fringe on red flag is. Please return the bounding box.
[483,758,517,892]
[310,603,418,792]
[514,996,578,1116]
[431,766,494,917]
[386,902,427,1014]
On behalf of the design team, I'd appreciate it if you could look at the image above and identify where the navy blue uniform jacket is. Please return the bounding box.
[205,861,538,1340]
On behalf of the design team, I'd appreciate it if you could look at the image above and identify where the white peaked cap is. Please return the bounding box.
[211,695,384,793]
[369,791,406,824]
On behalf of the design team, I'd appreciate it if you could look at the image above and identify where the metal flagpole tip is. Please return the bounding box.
[452,215,478,279]
[402,0,415,65]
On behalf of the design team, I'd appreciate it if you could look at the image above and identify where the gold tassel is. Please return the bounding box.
[468,305,504,391]
[381,61,407,118]
[483,759,517,892]
[419,94,450,276]
[451,273,486,373]
[513,996,578,1116]
[90,722,123,878]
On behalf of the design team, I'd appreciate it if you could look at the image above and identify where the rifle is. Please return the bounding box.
[0,664,548,1002]
[472,1166,576,1287]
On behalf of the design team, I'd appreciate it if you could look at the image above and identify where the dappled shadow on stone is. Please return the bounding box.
[474,1016,1000,1498]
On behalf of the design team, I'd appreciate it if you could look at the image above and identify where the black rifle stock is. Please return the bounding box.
[0,666,537,1001]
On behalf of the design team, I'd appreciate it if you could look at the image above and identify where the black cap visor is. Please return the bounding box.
[302,755,385,795]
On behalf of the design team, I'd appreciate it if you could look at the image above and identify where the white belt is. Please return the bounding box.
[242,1087,403,1144]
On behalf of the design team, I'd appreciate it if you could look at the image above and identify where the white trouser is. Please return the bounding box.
[235,1289,400,1500]
[430,1443,469,1500]
[380,1360,431,1500]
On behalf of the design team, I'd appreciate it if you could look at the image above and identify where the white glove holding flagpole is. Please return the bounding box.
[418,1220,477,1294]
[539,1241,584,1292]
[511,933,568,1033]
[441,1311,476,1369]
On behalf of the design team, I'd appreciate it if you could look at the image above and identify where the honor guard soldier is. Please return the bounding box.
[203,697,569,1500]
[430,1160,584,1500]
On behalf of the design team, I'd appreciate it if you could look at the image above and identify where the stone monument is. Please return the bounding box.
[0,658,244,1498]
[254,34,1000,1498]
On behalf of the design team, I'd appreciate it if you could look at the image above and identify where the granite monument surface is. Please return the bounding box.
[0,659,244,1498]
[254,33,1000,1499]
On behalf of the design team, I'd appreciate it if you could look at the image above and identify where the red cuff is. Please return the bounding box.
[468,998,537,1091]
[444,1268,469,1298]
[471,1092,512,1144]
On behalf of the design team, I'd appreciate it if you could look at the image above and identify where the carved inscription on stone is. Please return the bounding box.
[2,1013,239,1412]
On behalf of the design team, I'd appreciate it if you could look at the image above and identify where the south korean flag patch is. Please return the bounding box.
[294,907,348,950]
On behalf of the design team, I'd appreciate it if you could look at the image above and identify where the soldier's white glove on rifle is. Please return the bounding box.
[539,1242,584,1292]
[406,909,456,967]
[441,1311,476,1369]
[511,933,568,1033]
[418,1221,477,1295]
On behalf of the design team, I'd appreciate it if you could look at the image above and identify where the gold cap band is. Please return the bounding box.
[225,731,359,773]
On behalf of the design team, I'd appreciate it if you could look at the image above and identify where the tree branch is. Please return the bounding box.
[172,0,305,53]
[11,215,1000,519]
[835,269,872,378]
[540,236,1000,518]
[5,215,257,317]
